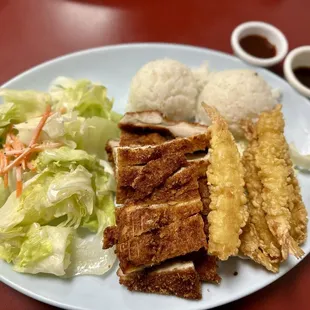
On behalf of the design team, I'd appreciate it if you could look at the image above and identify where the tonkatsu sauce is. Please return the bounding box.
[293,67,310,89]
[239,35,276,59]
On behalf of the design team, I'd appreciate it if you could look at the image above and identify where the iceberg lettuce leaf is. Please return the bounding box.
[13,223,73,276]
[65,228,116,277]
[49,77,114,119]
[65,116,120,159]
[0,89,50,126]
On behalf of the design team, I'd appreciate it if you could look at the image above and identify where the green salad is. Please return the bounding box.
[0,77,121,277]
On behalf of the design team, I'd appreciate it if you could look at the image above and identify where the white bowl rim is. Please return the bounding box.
[283,46,310,97]
[231,21,288,67]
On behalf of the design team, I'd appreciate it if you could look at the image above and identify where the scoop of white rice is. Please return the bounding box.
[196,69,278,137]
[127,59,198,121]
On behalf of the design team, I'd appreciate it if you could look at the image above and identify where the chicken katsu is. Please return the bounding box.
[113,198,203,242]
[114,132,210,167]
[114,214,207,273]
[103,111,220,299]
[118,261,202,300]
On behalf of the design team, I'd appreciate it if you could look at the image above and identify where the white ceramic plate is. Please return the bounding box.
[1,43,310,310]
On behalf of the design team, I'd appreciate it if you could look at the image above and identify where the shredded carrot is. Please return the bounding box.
[0,152,4,172]
[0,152,9,187]
[3,145,37,157]
[21,160,26,170]
[4,142,62,156]
[16,165,22,197]
[29,105,51,147]
[3,156,9,188]
[1,146,34,174]
[10,134,24,150]
[9,134,26,170]
[2,133,12,187]
[1,105,56,197]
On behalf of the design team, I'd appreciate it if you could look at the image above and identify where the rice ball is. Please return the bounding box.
[127,59,199,121]
[196,69,278,137]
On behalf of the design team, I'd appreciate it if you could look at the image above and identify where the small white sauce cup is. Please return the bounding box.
[231,21,289,67]
[284,46,310,97]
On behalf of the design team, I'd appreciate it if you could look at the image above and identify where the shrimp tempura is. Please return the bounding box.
[240,121,282,272]
[255,104,305,259]
[203,104,248,260]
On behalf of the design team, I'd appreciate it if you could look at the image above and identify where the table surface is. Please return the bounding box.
[0,0,309,309]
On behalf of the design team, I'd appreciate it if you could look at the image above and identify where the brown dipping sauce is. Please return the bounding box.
[239,35,276,59]
[293,67,310,89]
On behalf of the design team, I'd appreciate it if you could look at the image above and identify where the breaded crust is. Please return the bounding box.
[103,199,203,248]
[120,131,167,146]
[103,226,118,249]
[130,153,187,199]
[114,133,210,166]
[116,214,207,273]
[117,261,202,300]
[116,158,209,204]
[115,199,203,242]
[105,139,119,162]
[192,250,221,283]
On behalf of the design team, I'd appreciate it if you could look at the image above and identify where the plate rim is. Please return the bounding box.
[0,42,309,310]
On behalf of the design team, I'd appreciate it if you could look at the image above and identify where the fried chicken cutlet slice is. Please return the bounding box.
[120,131,167,147]
[118,261,202,300]
[202,104,248,261]
[115,214,207,274]
[114,132,210,166]
[115,152,187,203]
[116,154,209,204]
[240,121,282,273]
[113,132,210,204]
[192,250,221,283]
[105,131,166,163]
[195,176,221,282]
[103,198,203,247]
[105,139,119,162]
[117,156,208,188]
[254,105,305,259]
[130,152,187,199]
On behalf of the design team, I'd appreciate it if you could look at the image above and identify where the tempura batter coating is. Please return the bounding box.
[255,105,304,259]
[240,123,282,272]
[286,157,308,245]
[203,104,248,260]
